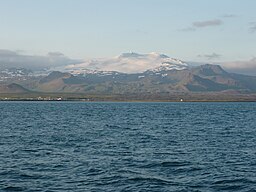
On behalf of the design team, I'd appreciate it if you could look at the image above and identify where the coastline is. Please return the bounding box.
[1,92,256,102]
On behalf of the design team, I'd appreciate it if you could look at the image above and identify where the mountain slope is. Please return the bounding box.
[0,83,30,93]
[23,64,256,94]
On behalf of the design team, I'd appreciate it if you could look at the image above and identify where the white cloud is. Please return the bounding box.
[193,19,222,28]
[222,14,237,18]
[179,27,196,32]
[198,53,222,60]
[249,22,256,33]
[181,19,223,32]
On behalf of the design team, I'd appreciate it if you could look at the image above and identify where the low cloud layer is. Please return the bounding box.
[193,19,222,28]
[221,57,256,75]
[0,49,83,70]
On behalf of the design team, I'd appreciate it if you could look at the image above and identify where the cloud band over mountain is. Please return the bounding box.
[0,49,83,70]
[0,49,255,76]
[222,58,256,75]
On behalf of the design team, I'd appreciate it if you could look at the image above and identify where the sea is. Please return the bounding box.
[0,102,256,191]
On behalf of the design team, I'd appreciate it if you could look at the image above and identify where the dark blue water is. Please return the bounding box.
[0,102,256,191]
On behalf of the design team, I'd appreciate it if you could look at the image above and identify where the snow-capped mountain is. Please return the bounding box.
[147,60,188,73]
[49,52,188,74]
[0,68,34,82]
[0,52,190,83]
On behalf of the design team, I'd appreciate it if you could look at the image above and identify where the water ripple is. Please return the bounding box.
[0,102,256,191]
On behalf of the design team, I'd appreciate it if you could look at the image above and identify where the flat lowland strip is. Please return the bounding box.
[0,92,256,102]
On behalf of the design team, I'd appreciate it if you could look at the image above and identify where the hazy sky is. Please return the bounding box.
[0,0,255,62]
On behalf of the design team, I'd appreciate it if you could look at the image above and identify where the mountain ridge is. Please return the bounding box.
[6,64,253,95]
[50,52,189,74]
[0,53,255,98]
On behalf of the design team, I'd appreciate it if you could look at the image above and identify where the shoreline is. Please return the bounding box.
[1,92,256,102]
[0,99,255,102]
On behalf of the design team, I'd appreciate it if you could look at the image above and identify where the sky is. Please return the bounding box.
[0,0,256,72]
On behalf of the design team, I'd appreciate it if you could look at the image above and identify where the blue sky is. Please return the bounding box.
[0,0,255,62]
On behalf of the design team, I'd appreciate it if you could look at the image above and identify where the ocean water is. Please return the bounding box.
[0,102,256,192]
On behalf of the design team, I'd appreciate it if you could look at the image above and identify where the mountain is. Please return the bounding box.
[0,83,30,93]
[50,52,189,74]
[0,53,256,98]
[16,64,254,94]
[0,68,33,82]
